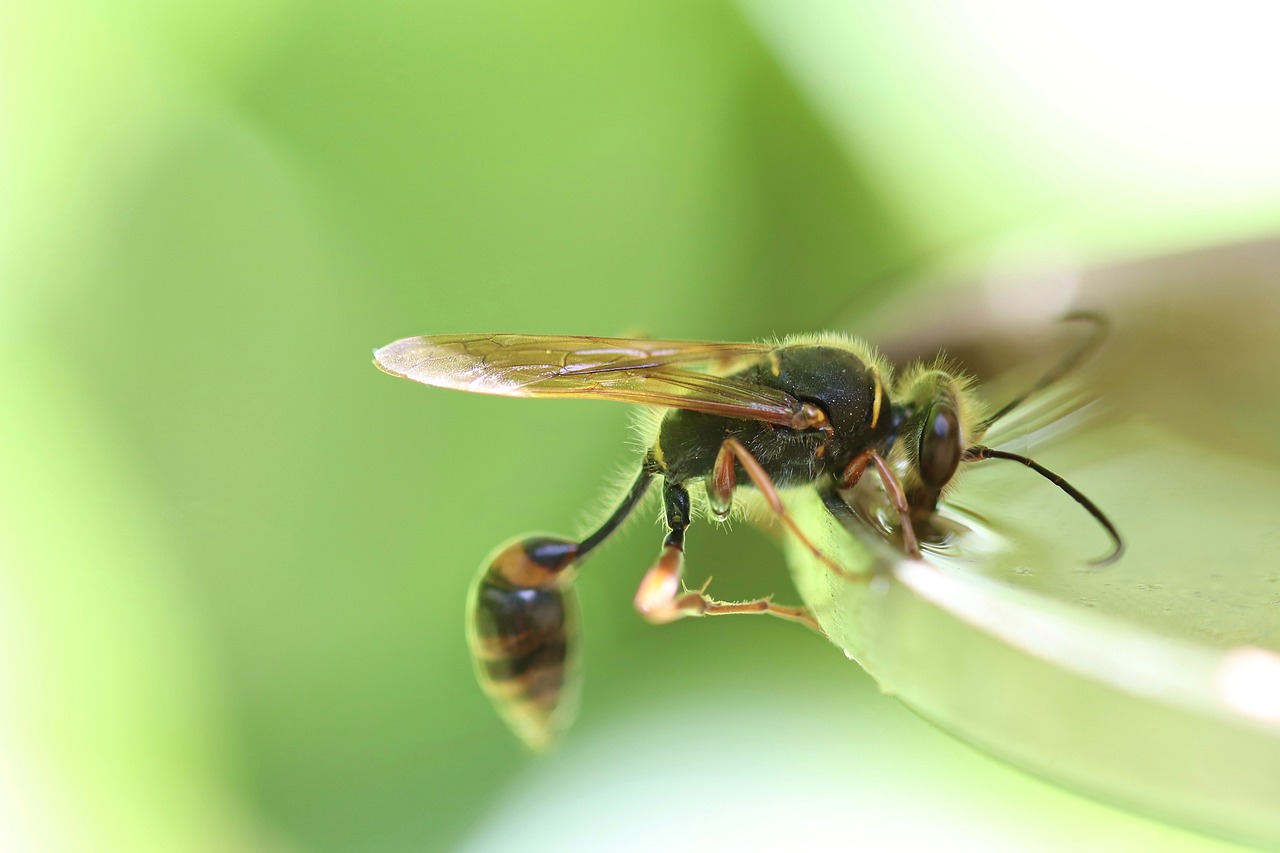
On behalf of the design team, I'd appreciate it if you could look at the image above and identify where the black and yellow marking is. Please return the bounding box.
[468,537,582,750]
[464,467,657,749]
[870,367,884,429]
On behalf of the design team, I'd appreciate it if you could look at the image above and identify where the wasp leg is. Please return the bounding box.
[633,486,821,633]
[839,450,921,558]
[632,479,692,623]
[707,441,736,521]
[838,451,870,489]
[635,560,822,633]
[637,437,848,629]
[714,436,865,581]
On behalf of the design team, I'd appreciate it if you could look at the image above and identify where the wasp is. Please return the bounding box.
[373,323,1122,748]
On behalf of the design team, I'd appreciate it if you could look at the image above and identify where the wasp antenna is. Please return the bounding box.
[964,445,1124,566]
[980,312,1110,431]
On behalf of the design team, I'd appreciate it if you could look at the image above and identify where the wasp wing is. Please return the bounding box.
[374,334,805,425]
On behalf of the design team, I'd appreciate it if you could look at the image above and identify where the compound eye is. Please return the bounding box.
[918,403,962,490]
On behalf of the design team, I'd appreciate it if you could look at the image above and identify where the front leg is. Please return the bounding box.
[839,449,921,558]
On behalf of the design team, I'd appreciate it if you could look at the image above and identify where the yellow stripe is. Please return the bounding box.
[870,371,883,429]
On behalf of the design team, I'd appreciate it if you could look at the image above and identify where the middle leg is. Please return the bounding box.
[713,437,868,581]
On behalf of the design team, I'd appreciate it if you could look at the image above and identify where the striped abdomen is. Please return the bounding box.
[466,537,581,750]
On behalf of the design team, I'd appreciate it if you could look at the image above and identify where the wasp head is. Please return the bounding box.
[889,364,988,526]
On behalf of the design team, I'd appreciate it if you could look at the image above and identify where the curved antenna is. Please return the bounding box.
[979,312,1110,431]
[964,445,1124,566]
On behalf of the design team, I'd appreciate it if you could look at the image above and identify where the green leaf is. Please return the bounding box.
[788,238,1280,849]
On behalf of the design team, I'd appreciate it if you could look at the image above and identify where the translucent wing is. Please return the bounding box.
[979,380,1096,450]
[374,334,807,425]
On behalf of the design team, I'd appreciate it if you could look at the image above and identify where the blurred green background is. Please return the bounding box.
[5,1,1280,851]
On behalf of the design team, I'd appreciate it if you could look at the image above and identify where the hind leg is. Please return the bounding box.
[633,475,822,634]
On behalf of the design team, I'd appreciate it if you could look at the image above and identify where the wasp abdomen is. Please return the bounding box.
[467,537,581,750]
